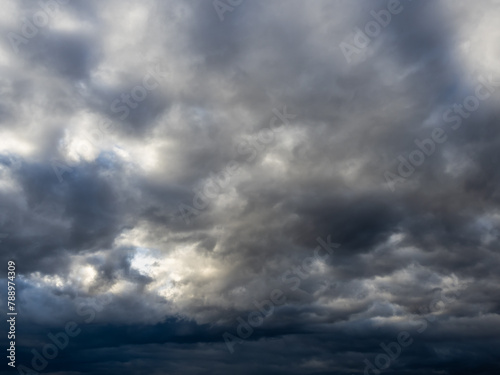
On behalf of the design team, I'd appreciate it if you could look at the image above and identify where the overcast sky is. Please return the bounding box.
[1,0,500,374]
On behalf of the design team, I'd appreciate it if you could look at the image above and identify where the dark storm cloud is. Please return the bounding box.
[1,0,500,374]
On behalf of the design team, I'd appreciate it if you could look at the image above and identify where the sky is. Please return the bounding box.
[1,0,500,374]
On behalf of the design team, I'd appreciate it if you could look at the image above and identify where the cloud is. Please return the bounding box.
[1,0,500,374]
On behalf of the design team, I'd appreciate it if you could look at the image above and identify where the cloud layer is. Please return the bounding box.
[1,0,500,374]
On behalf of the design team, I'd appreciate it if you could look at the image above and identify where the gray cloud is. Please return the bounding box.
[1,0,500,374]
